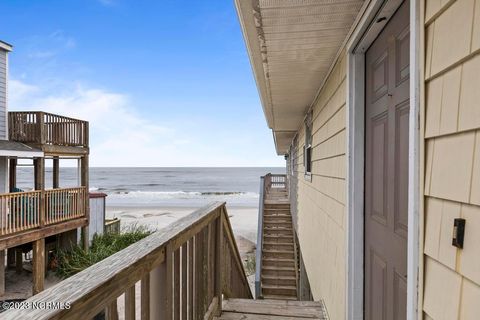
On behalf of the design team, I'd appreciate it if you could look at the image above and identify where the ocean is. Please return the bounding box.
[16,167,285,208]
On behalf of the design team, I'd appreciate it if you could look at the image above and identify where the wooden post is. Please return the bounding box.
[105,299,119,320]
[81,155,89,251]
[150,258,167,320]
[214,213,223,316]
[52,156,60,189]
[165,243,173,320]
[15,248,22,274]
[9,158,17,192]
[33,238,45,294]
[34,157,45,227]
[0,250,5,296]
[37,112,46,145]
[125,285,135,320]
[174,249,180,320]
[84,121,89,147]
[7,248,15,268]
[141,274,150,320]
[181,245,187,320]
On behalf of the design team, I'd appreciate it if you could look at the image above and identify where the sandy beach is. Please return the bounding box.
[106,205,259,245]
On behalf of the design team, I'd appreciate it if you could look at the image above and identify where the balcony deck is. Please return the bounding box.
[0,187,88,250]
[9,111,89,155]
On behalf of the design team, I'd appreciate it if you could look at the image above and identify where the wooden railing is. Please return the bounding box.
[9,111,89,147]
[264,173,287,189]
[255,176,265,298]
[1,202,252,320]
[0,190,41,236]
[0,187,87,236]
[45,187,87,225]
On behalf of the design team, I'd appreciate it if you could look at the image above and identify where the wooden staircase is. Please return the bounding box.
[257,174,298,300]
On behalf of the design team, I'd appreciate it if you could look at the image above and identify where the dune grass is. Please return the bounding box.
[243,253,256,276]
[55,224,153,278]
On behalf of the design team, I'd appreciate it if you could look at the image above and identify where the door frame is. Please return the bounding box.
[345,1,421,319]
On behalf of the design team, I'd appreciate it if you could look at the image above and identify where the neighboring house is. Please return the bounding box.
[237,0,480,319]
[0,41,90,297]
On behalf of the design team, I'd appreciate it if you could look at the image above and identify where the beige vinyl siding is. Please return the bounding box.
[0,50,6,139]
[423,0,480,319]
[290,52,347,320]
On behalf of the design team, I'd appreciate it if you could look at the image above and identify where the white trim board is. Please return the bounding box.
[0,150,44,158]
[345,0,420,319]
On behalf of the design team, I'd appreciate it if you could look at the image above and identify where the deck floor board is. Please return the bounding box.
[217,299,328,320]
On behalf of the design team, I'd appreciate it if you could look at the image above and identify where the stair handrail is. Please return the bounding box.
[255,175,267,298]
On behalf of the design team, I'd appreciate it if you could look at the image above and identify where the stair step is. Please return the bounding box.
[262,284,297,296]
[263,216,291,220]
[263,249,294,259]
[262,294,297,301]
[264,228,293,235]
[264,226,292,231]
[263,242,294,250]
[262,265,296,277]
[264,222,292,227]
[262,257,296,268]
[263,235,293,243]
[264,220,292,224]
[263,215,291,218]
[262,275,296,286]
[263,205,290,211]
[263,234,293,238]
[262,270,296,277]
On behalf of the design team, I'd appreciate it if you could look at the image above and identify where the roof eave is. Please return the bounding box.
[235,0,274,129]
[0,40,13,52]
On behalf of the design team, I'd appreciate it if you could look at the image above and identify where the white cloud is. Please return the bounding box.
[9,79,39,102]
[8,80,285,167]
[8,79,190,166]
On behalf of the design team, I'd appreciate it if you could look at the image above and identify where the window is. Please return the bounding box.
[305,145,312,173]
[304,110,313,180]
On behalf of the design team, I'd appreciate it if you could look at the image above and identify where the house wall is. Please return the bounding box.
[422,0,480,319]
[289,52,347,320]
[0,49,7,140]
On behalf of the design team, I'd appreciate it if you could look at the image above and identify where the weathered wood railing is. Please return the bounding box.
[0,187,87,236]
[9,111,89,147]
[0,190,41,235]
[265,173,287,189]
[255,176,265,298]
[1,202,252,320]
[45,187,87,225]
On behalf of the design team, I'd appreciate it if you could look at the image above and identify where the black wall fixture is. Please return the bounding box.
[452,218,466,249]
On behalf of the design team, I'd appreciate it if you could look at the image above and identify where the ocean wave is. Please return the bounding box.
[106,190,259,200]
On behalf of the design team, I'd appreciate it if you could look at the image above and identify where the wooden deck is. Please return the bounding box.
[258,174,298,300]
[218,298,328,320]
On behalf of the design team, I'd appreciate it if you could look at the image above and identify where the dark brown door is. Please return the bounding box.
[364,1,409,319]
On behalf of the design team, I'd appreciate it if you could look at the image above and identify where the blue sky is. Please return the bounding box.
[0,0,284,167]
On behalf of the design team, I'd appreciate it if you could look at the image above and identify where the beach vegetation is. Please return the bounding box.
[55,224,153,278]
[243,253,256,276]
